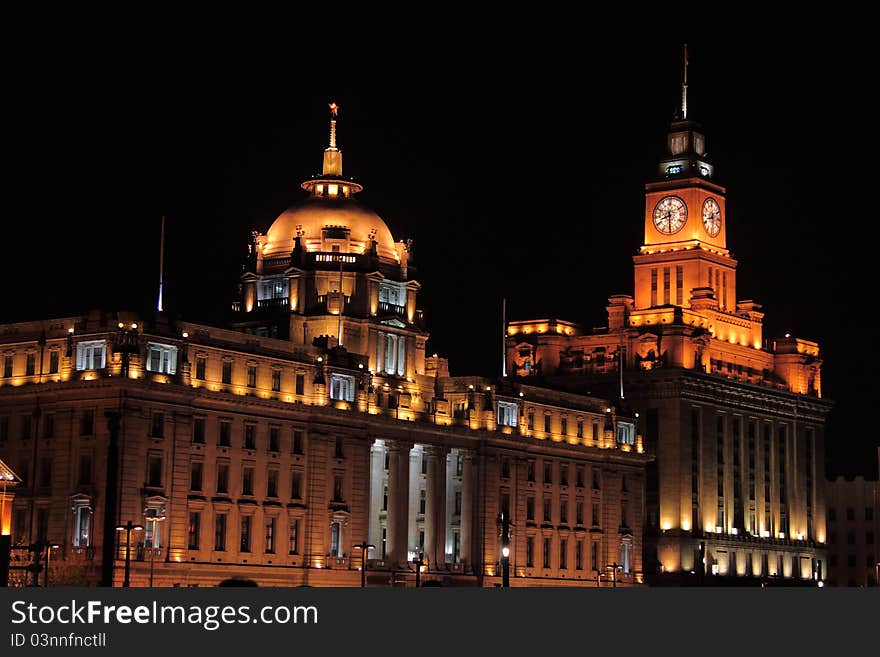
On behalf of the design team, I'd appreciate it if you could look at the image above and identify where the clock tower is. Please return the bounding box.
[633,59,737,313]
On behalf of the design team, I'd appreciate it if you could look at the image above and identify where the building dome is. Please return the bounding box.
[263,195,399,263]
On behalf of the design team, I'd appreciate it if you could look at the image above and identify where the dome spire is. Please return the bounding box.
[322,102,342,177]
[681,44,687,119]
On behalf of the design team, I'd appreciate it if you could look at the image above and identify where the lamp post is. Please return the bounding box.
[497,510,511,588]
[595,570,604,587]
[606,562,623,588]
[43,543,60,587]
[412,553,425,588]
[115,521,144,587]
[352,541,374,588]
[148,515,166,587]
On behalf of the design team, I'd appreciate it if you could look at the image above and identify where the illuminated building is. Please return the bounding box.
[0,106,649,587]
[507,79,831,584]
[825,451,879,586]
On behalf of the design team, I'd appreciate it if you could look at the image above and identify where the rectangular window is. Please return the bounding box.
[192,417,205,444]
[291,471,302,499]
[663,267,670,304]
[527,412,535,431]
[188,512,200,550]
[544,415,551,434]
[497,401,518,428]
[247,365,257,388]
[269,427,280,452]
[543,538,552,568]
[80,410,94,437]
[592,469,600,490]
[242,466,254,496]
[560,539,568,569]
[295,373,305,396]
[576,500,584,525]
[265,518,276,553]
[2,355,12,378]
[150,412,164,438]
[454,491,462,515]
[147,455,163,487]
[527,461,535,482]
[329,373,356,402]
[195,356,206,381]
[25,353,36,376]
[616,421,635,445]
[78,454,92,485]
[591,541,599,571]
[676,265,683,305]
[38,458,51,488]
[650,268,658,307]
[576,465,585,488]
[592,501,600,526]
[146,343,178,374]
[42,414,55,439]
[214,514,227,551]
[293,430,304,455]
[240,516,251,552]
[501,458,510,479]
[576,541,584,570]
[221,361,232,385]
[75,341,106,370]
[592,423,599,442]
[244,424,256,450]
[216,463,229,494]
[543,461,552,484]
[526,497,535,521]
[560,499,568,524]
[69,502,91,547]
[49,351,59,374]
[288,520,300,554]
[577,420,584,438]
[190,461,203,491]
[335,437,345,459]
[543,498,551,522]
[333,476,344,502]
[419,489,426,514]
[526,536,535,567]
[271,369,281,392]
[218,420,231,447]
[561,418,568,436]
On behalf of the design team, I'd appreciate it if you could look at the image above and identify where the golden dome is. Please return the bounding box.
[263,195,399,263]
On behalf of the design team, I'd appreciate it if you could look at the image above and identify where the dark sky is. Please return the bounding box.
[5,28,875,477]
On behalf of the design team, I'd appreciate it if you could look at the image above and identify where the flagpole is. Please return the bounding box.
[157,216,166,312]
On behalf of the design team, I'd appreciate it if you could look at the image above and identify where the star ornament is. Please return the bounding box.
[329,102,339,117]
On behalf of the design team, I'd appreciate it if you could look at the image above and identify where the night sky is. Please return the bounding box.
[5,29,875,477]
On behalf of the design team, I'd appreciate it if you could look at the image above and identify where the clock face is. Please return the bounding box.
[702,197,722,237]
[652,196,687,235]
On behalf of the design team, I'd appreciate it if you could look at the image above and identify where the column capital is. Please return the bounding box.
[386,439,413,453]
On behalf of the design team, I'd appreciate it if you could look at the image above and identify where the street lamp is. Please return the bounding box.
[412,553,425,588]
[594,570,604,587]
[43,543,60,587]
[115,521,144,587]
[497,510,511,588]
[147,515,166,587]
[606,562,623,588]
[352,541,375,588]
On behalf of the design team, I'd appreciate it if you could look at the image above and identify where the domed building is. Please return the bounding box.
[236,105,425,379]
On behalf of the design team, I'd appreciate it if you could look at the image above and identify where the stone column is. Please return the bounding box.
[386,440,411,566]
[424,445,448,569]
[459,449,475,567]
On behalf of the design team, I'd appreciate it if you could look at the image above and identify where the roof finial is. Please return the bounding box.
[328,102,338,150]
[681,44,688,120]
[322,102,343,176]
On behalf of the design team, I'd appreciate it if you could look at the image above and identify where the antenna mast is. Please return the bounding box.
[157,216,166,312]
[681,43,689,119]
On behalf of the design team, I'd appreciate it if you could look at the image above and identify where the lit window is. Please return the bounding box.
[71,496,92,548]
[330,373,355,402]
[75,340,106,370]
[616,421,635,446]
[146,342,178,374]
[666,165,682,175]
[497,401,518,428]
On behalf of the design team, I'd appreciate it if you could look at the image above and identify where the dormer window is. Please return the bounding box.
[146,342,178,375]
[75,341,106,371]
